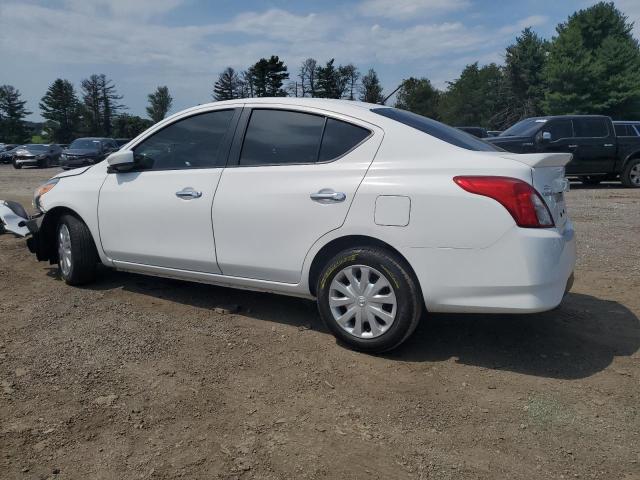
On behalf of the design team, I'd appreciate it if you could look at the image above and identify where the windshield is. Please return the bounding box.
[69,139,101,150]
[371,108,501,152]
[500,118,547,137]
[25,144,48,151]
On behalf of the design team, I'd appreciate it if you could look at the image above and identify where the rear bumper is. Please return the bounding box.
[403,221,577,313]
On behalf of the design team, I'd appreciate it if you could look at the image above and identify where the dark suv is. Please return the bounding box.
[487,115,640,187]
[60,138,119,169]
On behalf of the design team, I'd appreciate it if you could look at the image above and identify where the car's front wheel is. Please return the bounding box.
[57,215,98,285]
[13,161,21,169]
[316,247,423,353]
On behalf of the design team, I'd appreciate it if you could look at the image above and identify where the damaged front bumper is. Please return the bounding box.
[0,200,40,237]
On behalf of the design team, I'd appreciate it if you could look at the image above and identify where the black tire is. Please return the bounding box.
[621,158,640,188]
[316,247,423,353]
[13,161,21,169]
[56,214,98,286]
[581,176,601,186]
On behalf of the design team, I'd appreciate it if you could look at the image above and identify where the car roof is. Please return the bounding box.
[613,120,640,124]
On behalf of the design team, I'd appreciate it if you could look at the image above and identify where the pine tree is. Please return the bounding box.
[360,69,384,104]
[395,77,440,119]
[438,63,510,129]
[80,74,124,136]
[39,79,81,143]
[316,59,340,98]
[0,85,31,143]
[544,2,640,117]
[213,68,243,101]
[247,56,289,97]
[147,86,173,122]
[504,28,548,121]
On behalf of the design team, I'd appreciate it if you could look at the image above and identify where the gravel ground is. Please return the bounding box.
[1,164,639,480]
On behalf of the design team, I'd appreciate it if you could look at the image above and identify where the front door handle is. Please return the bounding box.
[603,144,614,147]
[568,144,578,149]
[310,189,346,203]
[175,187,202,199]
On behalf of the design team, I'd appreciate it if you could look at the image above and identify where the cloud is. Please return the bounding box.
[358,0,470,20]
[499,14,548,35]
[0,1,544,120]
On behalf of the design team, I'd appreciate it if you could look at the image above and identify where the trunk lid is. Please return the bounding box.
[499,152,571,230]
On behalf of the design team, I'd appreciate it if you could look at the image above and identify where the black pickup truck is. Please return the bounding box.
[486,115,640,187]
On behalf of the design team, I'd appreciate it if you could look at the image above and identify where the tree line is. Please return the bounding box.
[0,1,638,144]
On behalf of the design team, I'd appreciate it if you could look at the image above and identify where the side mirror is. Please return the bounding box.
[541,131,552,143]
[106,150,134,173]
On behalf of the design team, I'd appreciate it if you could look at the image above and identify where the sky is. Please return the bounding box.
[1,0,639,122]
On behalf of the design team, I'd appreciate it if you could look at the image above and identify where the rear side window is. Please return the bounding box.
[240,110,371,166]
[319,118,370,162]
[574,118,608,138]
[371,107,500,152]
[614,124,638,137]
[133,109,235,170]
[240,110,325,166]
[546,119,574,140]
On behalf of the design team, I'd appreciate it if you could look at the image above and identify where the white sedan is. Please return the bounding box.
[0,98,575,352]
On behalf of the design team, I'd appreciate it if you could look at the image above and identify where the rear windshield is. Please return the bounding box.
[371,108,500,152]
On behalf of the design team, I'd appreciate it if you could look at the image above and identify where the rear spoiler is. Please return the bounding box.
[499,152,572,168]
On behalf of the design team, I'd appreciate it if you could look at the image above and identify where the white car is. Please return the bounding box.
[0,98,576,352]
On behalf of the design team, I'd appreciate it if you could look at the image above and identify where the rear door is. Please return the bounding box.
[571,117,616,174]
[212,106,382,283]
[98,107,239,273]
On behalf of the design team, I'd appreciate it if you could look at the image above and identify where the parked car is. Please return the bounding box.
[0,145,20,164]
[115,138,131,147]
[59,138,119,169]
[487,115,640,187]
[13,144,62,169]
[456,126,488,138]
[0,99,575,353]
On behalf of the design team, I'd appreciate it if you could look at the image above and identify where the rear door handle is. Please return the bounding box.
[310,189,346,203]
[603,144,614,147]
[568,144,578,149]
[175,187,202,199]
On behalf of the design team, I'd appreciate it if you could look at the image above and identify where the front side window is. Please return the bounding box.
[240,110,325,166]
[545,119,574,140]
[133,109,235,170]
[574,118,608,138]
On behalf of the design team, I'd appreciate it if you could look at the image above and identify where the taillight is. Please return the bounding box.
[453,176,554,228]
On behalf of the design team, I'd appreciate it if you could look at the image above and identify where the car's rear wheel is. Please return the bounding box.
[621,159,640,188]
[316,247,423,353]
[57,214,98,285]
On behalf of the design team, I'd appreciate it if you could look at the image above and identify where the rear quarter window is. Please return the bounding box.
[319,118,370,162]
[371,108,500,152]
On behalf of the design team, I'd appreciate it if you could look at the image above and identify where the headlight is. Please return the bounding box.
[33,178,59,211]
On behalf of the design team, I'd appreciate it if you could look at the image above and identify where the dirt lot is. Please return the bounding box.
[1,164,639,480]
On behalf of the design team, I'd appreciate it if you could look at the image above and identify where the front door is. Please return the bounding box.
[212,107,382,283]
[98,108,239,273]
